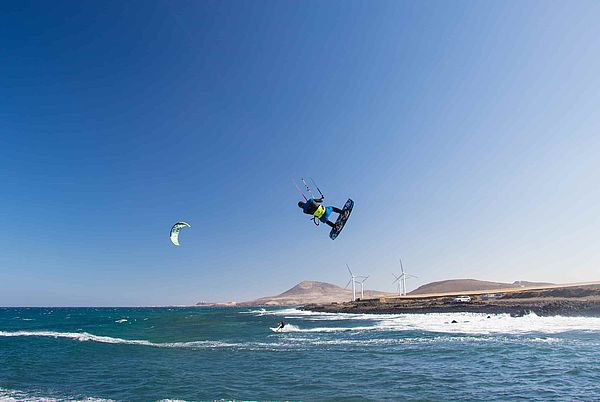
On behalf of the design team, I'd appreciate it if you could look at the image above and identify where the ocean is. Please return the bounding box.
[1,307,600,401]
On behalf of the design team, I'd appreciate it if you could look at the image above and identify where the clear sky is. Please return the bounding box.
[2,1,600,306]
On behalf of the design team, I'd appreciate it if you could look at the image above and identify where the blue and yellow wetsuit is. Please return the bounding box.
[302,197,334,224]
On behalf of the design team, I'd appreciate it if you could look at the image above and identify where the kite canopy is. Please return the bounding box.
[170,222,191,246]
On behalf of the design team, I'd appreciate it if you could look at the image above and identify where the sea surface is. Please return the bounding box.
[1,307,600,401]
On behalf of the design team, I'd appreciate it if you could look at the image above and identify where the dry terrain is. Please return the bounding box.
[304,282,600,317]
[197,281,394,306]
[409,279,553,295]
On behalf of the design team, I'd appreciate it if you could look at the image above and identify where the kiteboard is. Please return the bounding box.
[329,198,353,240]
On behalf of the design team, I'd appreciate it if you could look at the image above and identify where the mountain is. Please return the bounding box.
[409,279,554,295]
[233,281,394,306]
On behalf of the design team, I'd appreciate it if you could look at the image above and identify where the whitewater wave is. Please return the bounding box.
[0,387,112,402]
[255,308,600,335]
[374,312,600,335]
[1,329,595,352]
[240,308,269,315]
[0,331,239,349]
[0,330,311,352]
[270,323,373,333]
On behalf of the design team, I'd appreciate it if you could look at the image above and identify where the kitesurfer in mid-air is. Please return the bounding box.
[293,177,353,240]
[298,197,346,229]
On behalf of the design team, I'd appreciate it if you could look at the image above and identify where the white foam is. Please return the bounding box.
[0,330,331,351]
[240,308,268,315]
[0,331,156,346]
[0,331,239,349]
[114,319,128,323]
[271,323,371,333]
[374,312,600,335]
[256,308,600,335]
[0,387,113,402]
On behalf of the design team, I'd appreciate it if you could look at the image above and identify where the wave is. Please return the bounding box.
[0,331,238,349]
[0,330,313,352]
[375,312,600,335]
[2,329,596,353]
[271,323,369,333]
[240,308,269,315]
[254,308,600,335]
[0,386,112,402]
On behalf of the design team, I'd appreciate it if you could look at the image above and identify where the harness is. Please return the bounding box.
[311,205,326,226]
[313,205,326,219]
[303,198,326,226]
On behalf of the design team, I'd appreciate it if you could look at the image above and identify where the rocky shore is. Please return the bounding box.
[302,284,600,317]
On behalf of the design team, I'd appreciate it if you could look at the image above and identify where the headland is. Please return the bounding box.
[302,282,600,317]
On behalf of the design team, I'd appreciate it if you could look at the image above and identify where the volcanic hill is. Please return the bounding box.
[233,281,393,306]
[409,279,554,295]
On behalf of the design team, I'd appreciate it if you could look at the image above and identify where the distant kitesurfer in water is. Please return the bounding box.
[277,320,286,330]
[298,197,346,229]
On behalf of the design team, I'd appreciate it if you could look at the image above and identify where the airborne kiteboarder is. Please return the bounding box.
[293,178,354,240]
[298,198,345,229]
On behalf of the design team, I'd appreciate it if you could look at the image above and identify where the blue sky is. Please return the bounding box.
[2,1,600,306]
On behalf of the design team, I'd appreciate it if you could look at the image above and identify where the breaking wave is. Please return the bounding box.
[271,324,357,333]
[251,308,600,335]
[0,386,112,402]
[0,331,239,349]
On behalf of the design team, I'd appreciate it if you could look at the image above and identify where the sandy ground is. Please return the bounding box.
[303,283,600,317]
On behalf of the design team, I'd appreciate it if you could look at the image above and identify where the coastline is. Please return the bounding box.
[301,283,600,317]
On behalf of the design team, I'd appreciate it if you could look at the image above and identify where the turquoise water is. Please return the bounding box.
[1,307,600,401]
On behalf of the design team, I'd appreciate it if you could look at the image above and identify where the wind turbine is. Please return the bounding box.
[345,264,368,301]
[392,257,417,296]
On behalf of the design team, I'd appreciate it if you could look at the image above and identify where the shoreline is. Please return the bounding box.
[301,284,600,317]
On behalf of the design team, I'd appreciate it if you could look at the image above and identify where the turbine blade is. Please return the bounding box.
[399,257,404,274]
[346,264,353,276]
[345,279,352,289]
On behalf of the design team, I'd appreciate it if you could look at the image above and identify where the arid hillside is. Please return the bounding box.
[410,279,553,295]
[231,281,393,306]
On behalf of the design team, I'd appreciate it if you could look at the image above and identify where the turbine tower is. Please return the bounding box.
[392,257,417,296]
[356,276,369,299]
[345,264,368,301]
